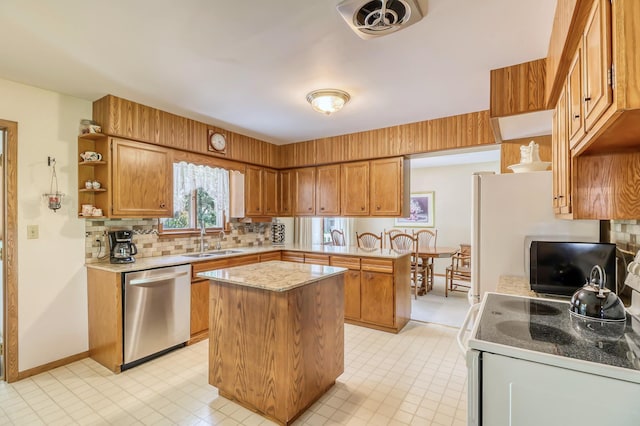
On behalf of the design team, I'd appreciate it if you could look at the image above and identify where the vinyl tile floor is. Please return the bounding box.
[0,322,467,425]
[411,277,471,328]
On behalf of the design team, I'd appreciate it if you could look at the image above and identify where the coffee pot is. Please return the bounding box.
[108,230,138,264]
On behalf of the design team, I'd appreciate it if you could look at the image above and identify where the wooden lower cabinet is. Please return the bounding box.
[329,254,410,333]
[361,271,395,327]
[343,270,362,320]
[190,280,209,339]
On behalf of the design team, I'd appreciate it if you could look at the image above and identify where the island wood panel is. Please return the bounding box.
[87,268,122,373]
[209,275,344,425]
[500,135,553,174]
[490,58,547,118]
[546,0,592,107]
[574,151,640,219]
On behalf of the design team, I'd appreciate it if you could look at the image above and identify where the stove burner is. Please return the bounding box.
[499,300,562,316]
[496,320,574,345]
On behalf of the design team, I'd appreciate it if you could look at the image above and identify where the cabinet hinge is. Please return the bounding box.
[608,66,614,88]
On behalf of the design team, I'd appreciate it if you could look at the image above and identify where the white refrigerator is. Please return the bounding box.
[469,171,600,305]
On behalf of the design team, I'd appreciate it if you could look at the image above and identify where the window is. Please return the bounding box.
[160,162,229,233]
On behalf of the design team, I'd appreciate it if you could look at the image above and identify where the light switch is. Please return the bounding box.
[27,225,39,239]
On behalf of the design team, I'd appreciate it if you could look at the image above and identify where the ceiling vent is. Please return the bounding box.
[337,0,425,39]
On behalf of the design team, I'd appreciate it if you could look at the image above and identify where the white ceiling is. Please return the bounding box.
[0,0,556,145]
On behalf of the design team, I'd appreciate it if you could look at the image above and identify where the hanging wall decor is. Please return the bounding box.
[43,156,64,212]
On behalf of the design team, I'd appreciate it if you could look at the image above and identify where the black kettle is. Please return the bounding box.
[569,265,626,322]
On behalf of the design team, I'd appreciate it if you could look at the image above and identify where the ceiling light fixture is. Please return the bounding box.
[306,89,351,115]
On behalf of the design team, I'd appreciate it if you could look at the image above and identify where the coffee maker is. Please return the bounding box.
[108,230,138,264]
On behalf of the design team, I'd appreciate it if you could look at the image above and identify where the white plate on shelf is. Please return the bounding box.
[507,161,552,173]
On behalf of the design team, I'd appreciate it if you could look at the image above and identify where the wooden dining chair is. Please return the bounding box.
[330,229,346,246]
[389,232,425,299]
[384,228,404,249]
[414,229,437,292]
[356,232,383,249]
[445,244,471,297]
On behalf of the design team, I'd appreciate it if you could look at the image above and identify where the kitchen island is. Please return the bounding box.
[197,261,346,425]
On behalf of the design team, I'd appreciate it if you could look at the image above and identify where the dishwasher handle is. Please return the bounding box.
[129,270,189,286]
[457,303,480,354]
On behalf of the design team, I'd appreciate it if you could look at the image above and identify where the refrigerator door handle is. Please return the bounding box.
[457,303,480,354]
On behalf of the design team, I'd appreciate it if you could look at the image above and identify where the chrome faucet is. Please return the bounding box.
[216,230,225,250]
[199,218,207,253]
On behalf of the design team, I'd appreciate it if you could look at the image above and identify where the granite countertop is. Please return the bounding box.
[86,243,409,273]
[197,260,347,292]
[497,275,537,297]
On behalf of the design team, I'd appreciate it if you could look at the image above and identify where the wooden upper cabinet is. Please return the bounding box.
[245,165,263,216]
[582,0,612,132]
[278,170,292,216]
[316,165,340,216]
[262,168,278,216]
[341,161,370,216]
[553,85,572,216]
[111,138,172,217]
[567,45,585,149]
[245,166,277,217]
[293,167,316,215]
[370,157,408,216]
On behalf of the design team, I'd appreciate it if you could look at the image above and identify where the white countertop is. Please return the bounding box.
[85,243,409,273]
[197,260,347,292]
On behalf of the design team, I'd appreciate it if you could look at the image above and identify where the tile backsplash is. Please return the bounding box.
[85,218,271,262]
[610,220,640,254]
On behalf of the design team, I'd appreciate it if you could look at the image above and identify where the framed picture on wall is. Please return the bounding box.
[394,192,435,227]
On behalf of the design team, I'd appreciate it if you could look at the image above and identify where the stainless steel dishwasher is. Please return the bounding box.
[122,264,191,370]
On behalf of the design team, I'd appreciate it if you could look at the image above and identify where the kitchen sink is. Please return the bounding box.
[183,250,242,258]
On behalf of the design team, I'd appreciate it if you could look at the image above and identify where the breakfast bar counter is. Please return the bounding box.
[197,261,346,425]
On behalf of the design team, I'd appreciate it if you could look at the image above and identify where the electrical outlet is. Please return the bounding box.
[27,225,39,239]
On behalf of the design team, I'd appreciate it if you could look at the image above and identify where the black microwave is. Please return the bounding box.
[529,241,616,296]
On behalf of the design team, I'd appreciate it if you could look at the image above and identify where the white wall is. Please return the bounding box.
[0,78,91,370]
[354,160,500,274]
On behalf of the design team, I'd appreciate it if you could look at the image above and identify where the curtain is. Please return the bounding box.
[334,217,355,246]
[294,217,313,246]
[173,162,229,222]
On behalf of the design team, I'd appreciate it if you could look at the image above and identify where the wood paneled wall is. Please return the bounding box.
[280,110,495,168]
[490,59,547,118]
[93,95,279,168]
[500,135,553,174]
[94,95,496,170]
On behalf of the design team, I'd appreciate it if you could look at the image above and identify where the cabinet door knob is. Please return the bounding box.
[320,207,325,211]
[584,97,591,102]
[160,202,166,208]
[308,207,312,211]
[553,196,558,200]
[574,114,580,119]
[361,206,365,210]
[376,205,381,210]
[557,195,564,199]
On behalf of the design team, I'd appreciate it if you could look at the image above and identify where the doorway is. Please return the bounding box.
[0,119,17,382]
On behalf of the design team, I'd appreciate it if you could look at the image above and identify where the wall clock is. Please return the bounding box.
[208,130,227,154]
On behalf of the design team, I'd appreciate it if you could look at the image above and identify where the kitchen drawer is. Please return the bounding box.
[304,253,330,265]
[260,251,282,262]
[227,254,260,267]
[330,255,361,270]
[361,258,394,273]
[282,251,304,263]
[192,258,230,277]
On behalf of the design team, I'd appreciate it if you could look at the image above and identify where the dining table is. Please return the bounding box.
[415,246,459,295]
